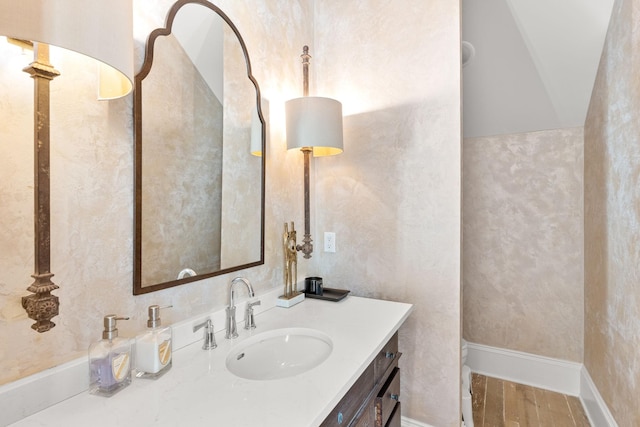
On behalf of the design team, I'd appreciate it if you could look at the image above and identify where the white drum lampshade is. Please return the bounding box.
[0,0,134,99]
[285,96,343,157]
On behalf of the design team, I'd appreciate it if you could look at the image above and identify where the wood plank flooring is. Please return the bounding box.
[470,373,591,427]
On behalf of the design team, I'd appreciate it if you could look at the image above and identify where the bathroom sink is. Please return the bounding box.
[225,328,333,380]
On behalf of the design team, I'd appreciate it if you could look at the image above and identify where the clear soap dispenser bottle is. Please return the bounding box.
[89,315,132,397]
[135,305,173,379]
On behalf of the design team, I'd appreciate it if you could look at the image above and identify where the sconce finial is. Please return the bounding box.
[302,46,311,97]
[22,274,59,333]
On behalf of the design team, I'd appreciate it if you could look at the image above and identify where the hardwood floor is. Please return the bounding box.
[470,373,591,427]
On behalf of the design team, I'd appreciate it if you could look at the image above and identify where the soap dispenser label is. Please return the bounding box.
[158,340,171,366]
[112,353,130,381]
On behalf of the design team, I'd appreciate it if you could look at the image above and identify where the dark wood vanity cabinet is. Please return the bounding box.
[321,332,402,427]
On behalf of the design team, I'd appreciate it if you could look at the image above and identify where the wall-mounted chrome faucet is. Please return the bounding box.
[225,277,255,339]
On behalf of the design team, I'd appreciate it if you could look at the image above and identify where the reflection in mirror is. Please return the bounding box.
[134,0,265,294]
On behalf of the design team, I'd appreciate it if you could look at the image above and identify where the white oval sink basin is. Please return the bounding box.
[226,328,333,380]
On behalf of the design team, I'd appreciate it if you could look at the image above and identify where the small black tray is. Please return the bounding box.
[304,287,350,302]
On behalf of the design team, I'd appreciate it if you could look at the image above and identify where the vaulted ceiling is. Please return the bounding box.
[462,0,615,138]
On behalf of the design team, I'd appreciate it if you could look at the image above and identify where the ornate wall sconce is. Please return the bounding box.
[285,46,343,259]
[0,0,134,332]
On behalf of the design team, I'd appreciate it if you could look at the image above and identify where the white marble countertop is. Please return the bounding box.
[9,294,413,427]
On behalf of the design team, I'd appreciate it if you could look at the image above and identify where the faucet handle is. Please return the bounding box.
[193,319,217,350]
[244,300,261,330]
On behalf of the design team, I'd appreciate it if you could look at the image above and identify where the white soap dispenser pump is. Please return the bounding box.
[89,315,132,397]
[135,305,173,379]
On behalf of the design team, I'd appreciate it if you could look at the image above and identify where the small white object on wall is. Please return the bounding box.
[324,232,336,253]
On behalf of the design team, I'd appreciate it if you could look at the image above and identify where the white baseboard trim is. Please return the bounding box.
[465,342,619,427]
[401,416,434,427]
[580,366,618,427]
[465,342,582,396]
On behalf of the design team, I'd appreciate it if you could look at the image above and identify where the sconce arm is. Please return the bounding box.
[298,147,313,259]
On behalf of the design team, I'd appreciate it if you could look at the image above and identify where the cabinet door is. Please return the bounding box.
[374,333,399,384]
[320,364,374,427]
[352,399,375,427]
[385,402,401,427]
[375,367,400,427]
[322,332,402,427]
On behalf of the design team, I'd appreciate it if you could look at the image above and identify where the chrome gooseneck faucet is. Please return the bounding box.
[225,277,255,339]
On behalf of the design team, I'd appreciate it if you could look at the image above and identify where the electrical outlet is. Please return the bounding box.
[324,232,336,253]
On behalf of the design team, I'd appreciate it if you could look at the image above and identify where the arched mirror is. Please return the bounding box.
[134,0,265,295]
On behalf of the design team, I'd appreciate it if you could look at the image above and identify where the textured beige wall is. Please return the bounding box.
[141,34,223,285]
[584,0,640,424]
[0,0,312,385]
[220,23,263,269]
[463,128,584,362]
[312,1,462,425]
